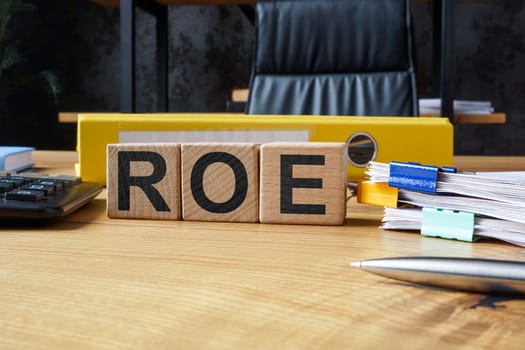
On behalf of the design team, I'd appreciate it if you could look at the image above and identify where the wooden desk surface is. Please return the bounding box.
[2,151,525,349]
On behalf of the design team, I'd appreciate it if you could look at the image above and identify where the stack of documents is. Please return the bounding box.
[358,161,525,247]
[419,98,494,115]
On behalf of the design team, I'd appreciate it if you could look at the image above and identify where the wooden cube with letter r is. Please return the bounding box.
[181,143,259,222]
[259,142,347,225]
[107,143,181,220]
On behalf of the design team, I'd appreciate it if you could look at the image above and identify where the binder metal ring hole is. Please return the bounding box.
[346,132,377,167]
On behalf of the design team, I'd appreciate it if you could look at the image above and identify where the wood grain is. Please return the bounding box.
[106,143,182,220]
[181,143,259,222]
[454,156,525,172]
[2,151,525,350]
[259,142,347,225]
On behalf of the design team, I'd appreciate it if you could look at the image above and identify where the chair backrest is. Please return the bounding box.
[245,0,419,116]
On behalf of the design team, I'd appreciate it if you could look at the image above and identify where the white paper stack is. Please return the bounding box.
[419,98,494,115]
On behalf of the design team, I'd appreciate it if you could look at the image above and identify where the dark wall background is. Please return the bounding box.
[2,0,525,155]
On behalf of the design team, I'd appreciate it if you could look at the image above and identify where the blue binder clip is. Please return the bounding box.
[440,166,457,174]
[421,207,477,242]
[388,161,456,193]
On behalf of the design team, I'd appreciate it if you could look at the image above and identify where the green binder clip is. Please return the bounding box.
[421,207,478,242]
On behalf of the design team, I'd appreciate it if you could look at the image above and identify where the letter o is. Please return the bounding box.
[190,152,248,213]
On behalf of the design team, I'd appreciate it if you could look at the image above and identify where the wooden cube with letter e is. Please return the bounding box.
[181,143,259,222]
[107,143,181,220]
[259,142,347,225]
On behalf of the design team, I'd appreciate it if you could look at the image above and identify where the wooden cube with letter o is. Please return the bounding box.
[181,143,259,223]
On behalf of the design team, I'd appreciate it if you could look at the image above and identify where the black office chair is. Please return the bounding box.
[245,0,419,116]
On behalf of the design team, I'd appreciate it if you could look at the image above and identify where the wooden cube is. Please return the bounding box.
[259,142,347,225]
[181,143,259,222]
[107,143,181,220]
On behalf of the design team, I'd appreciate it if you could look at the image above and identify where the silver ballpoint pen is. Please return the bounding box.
[351,256,525,295]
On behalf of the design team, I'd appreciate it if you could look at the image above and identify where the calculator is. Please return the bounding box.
[0,172,103,224]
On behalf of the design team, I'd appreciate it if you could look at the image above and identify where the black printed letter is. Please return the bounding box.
[118,151,170,212]
[280,154,326,215]
[191,152,248,213]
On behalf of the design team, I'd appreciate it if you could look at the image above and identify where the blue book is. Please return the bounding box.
[0,146,35,172]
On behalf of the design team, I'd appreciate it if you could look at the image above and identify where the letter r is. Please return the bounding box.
[117,151,170,212]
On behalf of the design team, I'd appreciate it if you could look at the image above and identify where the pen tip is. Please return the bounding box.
[350,261,361,268]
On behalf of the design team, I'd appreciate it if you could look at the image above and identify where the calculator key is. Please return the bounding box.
[23,184,55,196]
[9,176,31,185]
[0,182,14,193]
[36,180,64,191]
[5,189,45,201]
[0,178,25,187]
[53,175,82,186]
[14,173,49,181]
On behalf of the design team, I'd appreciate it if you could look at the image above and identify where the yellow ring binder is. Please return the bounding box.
[77,113,453,185]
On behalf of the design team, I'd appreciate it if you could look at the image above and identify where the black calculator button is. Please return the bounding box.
[5,189,45,201]
[36,180,64,191]
[53,175,81,186]
[23,184,55,196]
[0,182,14,193]
[9,176,31,185]
[0,178,25,187]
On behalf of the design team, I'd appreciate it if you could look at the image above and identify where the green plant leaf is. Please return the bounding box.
[39,70,61,104]
[0,46,20,77]
[0,0,36,39]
